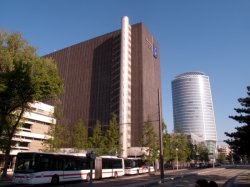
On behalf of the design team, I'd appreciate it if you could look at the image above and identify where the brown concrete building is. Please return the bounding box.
[45,16,161,157]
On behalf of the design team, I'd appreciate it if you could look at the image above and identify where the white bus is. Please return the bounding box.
[12,152,125,185]
[12,152,90,185]
[124,158,154,175]
[94,156,125,179]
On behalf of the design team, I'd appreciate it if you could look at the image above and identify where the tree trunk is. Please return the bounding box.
[1,146,11,177]
[0,115,7,140]
[1,107,25,178]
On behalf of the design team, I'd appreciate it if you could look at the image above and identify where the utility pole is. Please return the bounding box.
[158,88,164,182]
[176,148,179,170]
[86,151,96,187]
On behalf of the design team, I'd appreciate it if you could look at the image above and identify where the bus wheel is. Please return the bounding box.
[86,173,91,182]
[51,175,59,185]
[114,171,118,178]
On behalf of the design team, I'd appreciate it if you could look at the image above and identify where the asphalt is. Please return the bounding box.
[121,174,250,187]
[0,169,249,187]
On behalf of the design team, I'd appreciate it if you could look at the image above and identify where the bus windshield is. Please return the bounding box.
[124,158,145,169]
[14,153,36,173]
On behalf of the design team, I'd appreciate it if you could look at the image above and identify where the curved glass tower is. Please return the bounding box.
[172,72,217,153]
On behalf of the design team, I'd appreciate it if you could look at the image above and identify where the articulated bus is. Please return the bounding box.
[95,156,124,179]
[12,152,124,185]
[124,158,154,175]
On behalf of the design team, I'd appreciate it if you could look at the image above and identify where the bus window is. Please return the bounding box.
[113,159,122,169]
[102,158,111,169]
[39,156,49,171]
[64,157,76,170]
[74,157,88,170]
[57,156,64,170]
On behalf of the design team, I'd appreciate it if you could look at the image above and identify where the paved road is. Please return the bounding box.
[150,167,250,187]
[1,166,249,187]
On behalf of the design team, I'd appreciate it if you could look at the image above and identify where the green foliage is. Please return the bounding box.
[163,132,192,166]
[0,30,63,176]
[171,133,191,162]
[0,30,63,137]
[162,120,167,133]
[0,113,22,151]
[217,153,226,163]
[163,133,172,162]
[72,119,88,151]
[105,113,121,156]
[88,120,106,156]
[139,119,159,166]
[41,124,67,152]
[187,141,197,162]
[197,144,209,162]
[225,86,250,158]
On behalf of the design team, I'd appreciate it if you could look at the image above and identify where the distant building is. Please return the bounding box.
[187,133,204,146]
[0,102,55,168]
[217,145,231,157]
[172,72,217,153]
[45,16,161,157]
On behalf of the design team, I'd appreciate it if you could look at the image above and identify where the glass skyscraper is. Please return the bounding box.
[172,72,217,153]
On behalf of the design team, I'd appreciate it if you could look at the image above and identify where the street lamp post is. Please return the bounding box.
[176,148,178,170]
[86,151,96,187]
[158,89,164,183]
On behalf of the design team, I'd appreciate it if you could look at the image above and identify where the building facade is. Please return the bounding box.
[217,145,231,157]
[0,102,55,168]
[45,16,161,157]
[172,72,217,153]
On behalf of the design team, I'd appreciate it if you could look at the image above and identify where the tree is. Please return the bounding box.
[169,133,191,168]
[41,123,67,152]
[41,101,67,152]
[162,120,167,133]
[187,140,197,162]
[163,131,192,168]
[105,113,121,156]
[225,86,250,159]
[139,118,159,170]
[197,144,209,162]
[72,119,88,151]
[163,132,172,165]
[217,153,226,164]
[0,31,63,176]
[88,120,106,156]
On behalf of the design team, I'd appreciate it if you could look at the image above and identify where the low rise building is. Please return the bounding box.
[217,145,231,157]
[0,102,55,169]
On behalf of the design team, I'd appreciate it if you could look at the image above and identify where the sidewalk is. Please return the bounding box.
[0,169,13,187]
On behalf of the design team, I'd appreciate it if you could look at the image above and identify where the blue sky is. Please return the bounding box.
[1,0,249,144]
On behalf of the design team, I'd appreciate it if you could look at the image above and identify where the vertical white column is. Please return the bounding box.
[119,16,132,158]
